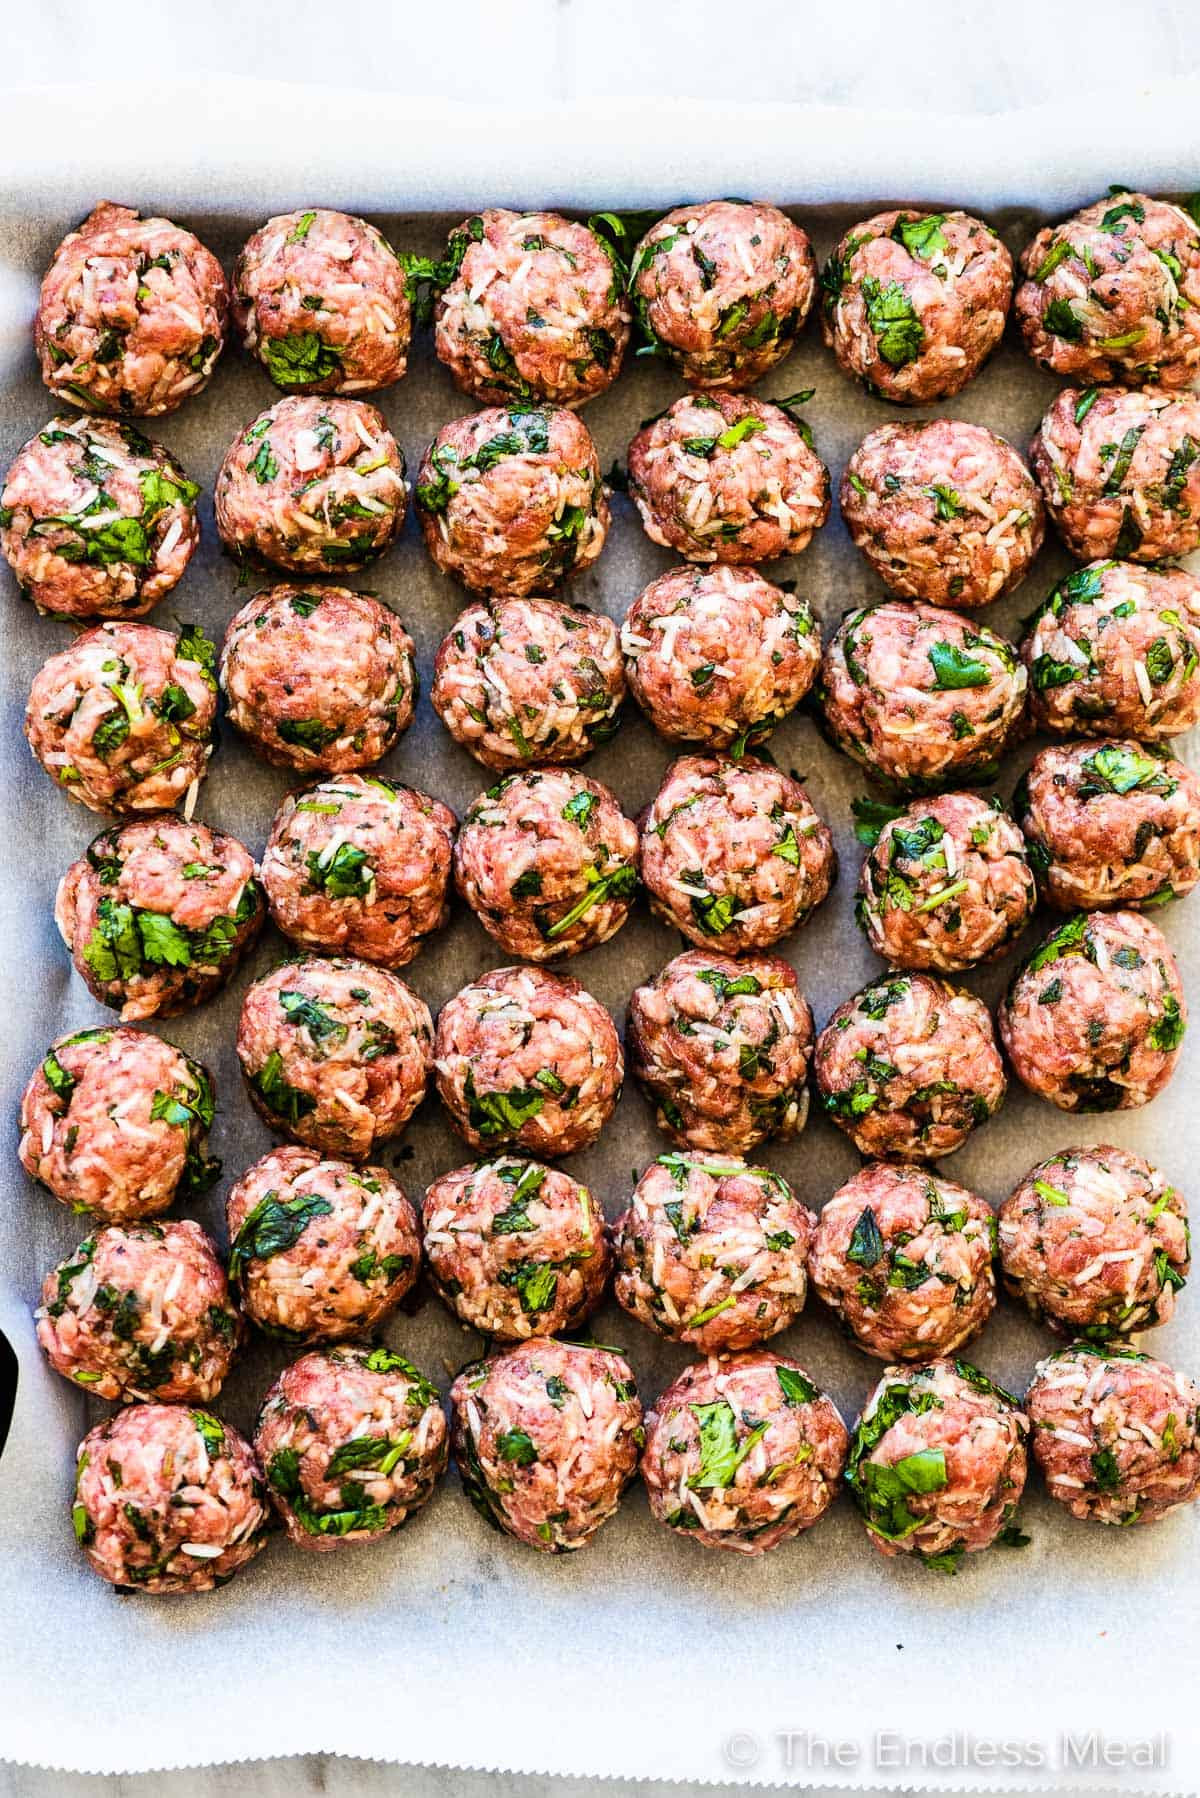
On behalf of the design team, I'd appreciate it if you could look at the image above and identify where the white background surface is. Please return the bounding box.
[1,0,1196,112]
[2,4,1199,1797]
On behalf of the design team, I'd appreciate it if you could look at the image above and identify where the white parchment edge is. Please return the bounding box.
[0,75,1197,216]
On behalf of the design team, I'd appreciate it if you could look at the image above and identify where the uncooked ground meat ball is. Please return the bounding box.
[220,584,415,773]
[642,1351,847,1554]
[1016,191,1200,388]
[1027,1344,1200,1525]
[629,200,816,389]
[454,768,637,961]
[808,1162,997,1359]
[236,957,432,1160]
[999,910,1186,1111]
[840,420,1043,609]
[847,1359,1027,1569]
[416,406,608,597]
[639,755,835,952]
[233,208,409,392]
[55,816,264,1021]
[72,1404,268,1593]
[821,209,1012,403]
[627,950,813,1152]
[432,595,624,770]
[422,1157,611,1340]
[1031,386,1200,563]
[621,565,819,751]
[999,1145,1188,1337]
[255,1345,447,1551]
[1,415,199,619]
[227,1145,419,1343]
[18,1024,217,1220]
[814,971,1005,1162]
[262,775,455,968]
[627,393,829,564]
[36,1219,241,1403]
[613,1152,816,1353]
[431,208,630,408]
[35,202,227,416]
[855,792,1036,973]
[1021,560,1200,740]
[215,396,406,574]
[818,602,1027,794]
[26,621,216,815]
[451,1338,641,1552]
[434,964,622,1158]
[1015,740,1200,911]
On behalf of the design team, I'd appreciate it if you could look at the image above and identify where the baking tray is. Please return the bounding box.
[0,77,1197,1791]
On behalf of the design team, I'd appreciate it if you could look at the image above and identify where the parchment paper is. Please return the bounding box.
[0,77,1197,1791]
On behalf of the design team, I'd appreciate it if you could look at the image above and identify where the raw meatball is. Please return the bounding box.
[55,815,265,1021]
[621,565,819,751]
[422,1157,611,1340]
[215,396,406,573]
[629,200,816,388]
[846,1359,1027,1569]
[820,208,1012,403]
[999,910,1186,1111]
[450,1338,641,1551]
[1031,385,1200,563]
[233,208,409,392]
[840,420,1043,609]
[18,1024,217,1220]
[1015,740,1200,911]
[261,774,455,968]
[1026,1344,1200,1525]
[627,949,814,1152]
[808,1162,997,1359]
[641,1351,847,1554]
[1,415,199,619]
[72,1404,268,1593]
[818,602,1027,794]
[814,971,1005,1161]
[1021,559,1200,740]
[432,595,624,770]
[434,964,622,1158]
[227,1144,419,1343]
[627,393,829,564]
[639,755,835,952]
[431,208,630,408]
[613,1152,816,1353]
[855,792,1036,973]
[454,768,638,961]
[416,406,608,597]
[999,1145,1189,1337]
[220,584,415,773]
[1016,191,1200,388]
[236,957,432,1160]
[26,620,216,815]
[36,1219,241,1403]
[255,1344,446,1551]
[35,202,227,416]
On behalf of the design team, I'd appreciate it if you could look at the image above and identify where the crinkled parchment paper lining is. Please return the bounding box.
[0,76,1197,1792]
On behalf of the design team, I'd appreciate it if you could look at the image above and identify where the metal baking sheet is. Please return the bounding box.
[0,79,1197,1791]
